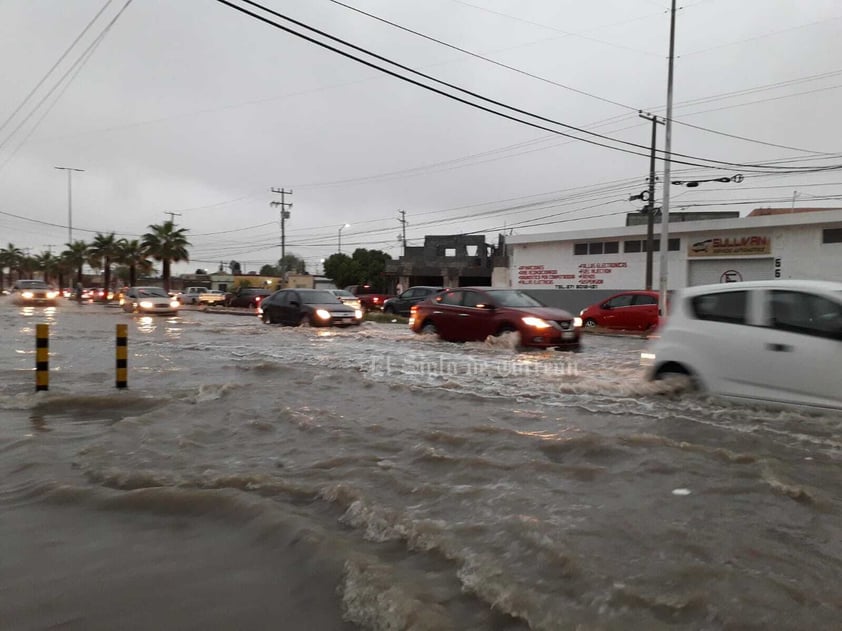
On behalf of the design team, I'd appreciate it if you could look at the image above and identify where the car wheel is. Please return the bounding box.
[584,318,598,328]
[384,305,395,314]
[654,363,698,391]
[495,324,522,347]
[420,321,438,336]
[299,315,311,327]
[262,311,272,324]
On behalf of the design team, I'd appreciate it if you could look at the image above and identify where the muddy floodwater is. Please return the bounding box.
[1,300,840,630]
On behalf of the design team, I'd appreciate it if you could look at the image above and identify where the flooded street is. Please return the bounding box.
[1,300,841,630]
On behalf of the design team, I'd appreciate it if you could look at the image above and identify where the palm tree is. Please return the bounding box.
[0,243,25,287]
[33,251,60,285]
[62,240,89,285]
[142,221,190,292]
[118,238,153,287]
[88,233,120,299]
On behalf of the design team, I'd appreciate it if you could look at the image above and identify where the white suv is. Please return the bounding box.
[641,280,842,412]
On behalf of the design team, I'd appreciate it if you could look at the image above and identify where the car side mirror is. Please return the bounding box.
[479,303,495,310]
[290,300,300,307]
[601,303,612,310]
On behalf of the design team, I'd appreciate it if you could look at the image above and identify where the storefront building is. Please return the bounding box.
[504,208,842,311]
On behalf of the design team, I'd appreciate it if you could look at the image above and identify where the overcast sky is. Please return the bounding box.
[1,0,841,275]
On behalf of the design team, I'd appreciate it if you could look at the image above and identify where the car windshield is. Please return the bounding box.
[301,290,344,304]
[136,288,168,297]
[331,290,354,298]
[486,290,546,308]
[17,280,49,289]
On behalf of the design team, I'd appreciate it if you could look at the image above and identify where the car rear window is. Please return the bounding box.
[690,290,747,324]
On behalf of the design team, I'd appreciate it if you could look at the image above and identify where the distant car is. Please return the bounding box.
[225,288,272,308]
[383,286,444,316]
[641,280,842,411]
[10,279,59,306]
[410,287,582,350]
[258,289,363,327]
[326,289,362,311]
[120,286,181,315]
[344,284,394,312]
[579,290,660,331]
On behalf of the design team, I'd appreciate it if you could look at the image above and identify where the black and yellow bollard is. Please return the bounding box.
[116,324,128,389]
[35,324,49,391]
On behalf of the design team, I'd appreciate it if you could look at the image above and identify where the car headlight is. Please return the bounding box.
[573,316,583,328]
[47,291,59,299]
[315,309,331,320]
[139,301,153,309]
[354,309,363,319]
[22,291,34,299]
[521,316,552,329]
[169,300,180,308]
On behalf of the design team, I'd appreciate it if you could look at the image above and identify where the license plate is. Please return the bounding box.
[562,331,576,340]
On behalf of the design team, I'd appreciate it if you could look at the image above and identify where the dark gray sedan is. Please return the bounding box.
[258,289,363,327]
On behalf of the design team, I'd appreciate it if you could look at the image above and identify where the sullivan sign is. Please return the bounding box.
[688,235,771,257]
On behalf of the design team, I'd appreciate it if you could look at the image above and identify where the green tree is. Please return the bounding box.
[259,264,280,276]
[0,243,24,289]
[142,221,190,292]
[279,253,307,274]
[88,232,121,299]
[118,238,153,287]
[61,240,89,286]
[323,248,391,290]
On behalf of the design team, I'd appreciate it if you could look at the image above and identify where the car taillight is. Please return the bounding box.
[410,305,418,314]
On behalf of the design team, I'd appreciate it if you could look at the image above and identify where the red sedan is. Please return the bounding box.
[578,290,660,331]
[409,288,581,350]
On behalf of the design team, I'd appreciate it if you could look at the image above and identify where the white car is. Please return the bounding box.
[642,280,842,412]
[121,286,181,315]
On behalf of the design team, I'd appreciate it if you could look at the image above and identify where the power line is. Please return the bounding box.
[217,0,842,174]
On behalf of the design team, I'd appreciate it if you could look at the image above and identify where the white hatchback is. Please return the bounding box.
[641,280,842,412]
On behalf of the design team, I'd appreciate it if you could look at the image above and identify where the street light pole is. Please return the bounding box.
[338,223,350,254]
[658,0,677,316]
[54,166,84,244]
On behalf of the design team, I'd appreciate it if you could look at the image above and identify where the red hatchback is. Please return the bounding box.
[410,288,581,350]
[579,290,659,331]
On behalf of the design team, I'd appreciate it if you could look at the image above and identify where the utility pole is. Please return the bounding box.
[54,166,84,244]
[270,187,292,274]
[639,112,665,291]
[165,211,181,224]
[658,0,677,317]
[397,210,408,256]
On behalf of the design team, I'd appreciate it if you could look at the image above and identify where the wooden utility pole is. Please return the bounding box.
[270,188,292,273]
[639,111,664,291]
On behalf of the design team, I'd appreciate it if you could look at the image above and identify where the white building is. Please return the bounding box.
[506,208,842,294]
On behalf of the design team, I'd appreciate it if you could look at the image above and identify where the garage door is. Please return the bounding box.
[687,258,774,286]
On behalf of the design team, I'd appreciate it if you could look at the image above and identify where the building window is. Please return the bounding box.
[625,238,681,252]
[575,241,622,255]
[823,228,842,244]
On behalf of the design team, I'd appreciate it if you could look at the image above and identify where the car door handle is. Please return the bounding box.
[458,313,470,317]
[432,310,443,315]
[766,343,793,352]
